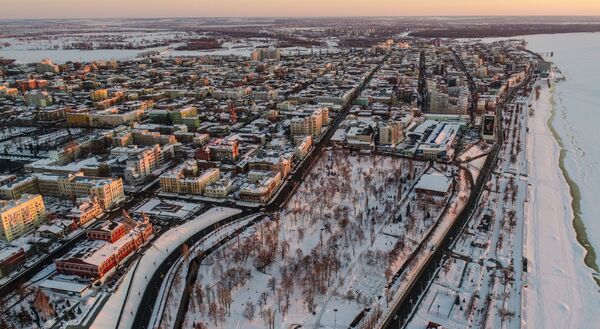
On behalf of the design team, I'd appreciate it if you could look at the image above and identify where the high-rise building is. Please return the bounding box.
[251,47,281,61]
[290,109,325,138]
[36,59,60,74]
[0,194,46,242]
[379,121,404,146]
[24,90,53,108]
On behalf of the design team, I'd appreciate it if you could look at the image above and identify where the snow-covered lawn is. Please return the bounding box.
[180,150,456,329]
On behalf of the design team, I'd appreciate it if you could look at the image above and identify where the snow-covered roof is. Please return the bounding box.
[415,173,452,194]
[39,279,88,294]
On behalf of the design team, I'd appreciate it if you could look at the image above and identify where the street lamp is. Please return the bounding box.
[334,308,338,329]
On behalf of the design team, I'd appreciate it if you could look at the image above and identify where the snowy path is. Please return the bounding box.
[524,79,600,329]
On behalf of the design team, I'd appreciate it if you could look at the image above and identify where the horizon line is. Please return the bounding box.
[3,14,600,21]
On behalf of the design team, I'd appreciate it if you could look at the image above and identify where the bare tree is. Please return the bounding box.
[242,301,256,322]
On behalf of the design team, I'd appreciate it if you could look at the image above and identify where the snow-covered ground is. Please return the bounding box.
[153,214,261,329]
[458,142,491,182]
[406,73,600,329]
[523,78,600,328]
[91,206,242,329]
[179,150,455,329]
[407,76,530,329]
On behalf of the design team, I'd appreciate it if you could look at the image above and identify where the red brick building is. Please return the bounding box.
[56,222,153,279]
[0,247,26,278]
[86,221,126,243]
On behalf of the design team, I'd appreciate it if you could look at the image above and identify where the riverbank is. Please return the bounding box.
[524,77,600,328]
[548,82,600,285]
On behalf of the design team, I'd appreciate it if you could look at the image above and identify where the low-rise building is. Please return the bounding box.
[0,246,26,278]
[208,139,239,163]
[66,198,103,226]
[239,170,282,203]
[55,221,153,279]
[204,178,233,199]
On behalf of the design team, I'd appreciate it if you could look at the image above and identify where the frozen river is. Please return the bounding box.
[523,32,600,279]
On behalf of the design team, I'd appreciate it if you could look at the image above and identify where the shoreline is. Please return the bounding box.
[523,75,599,329]
[547,80,600,285]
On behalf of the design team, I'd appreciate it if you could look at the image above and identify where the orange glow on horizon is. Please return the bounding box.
[2,0,600,19]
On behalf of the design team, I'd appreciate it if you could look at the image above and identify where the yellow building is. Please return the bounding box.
[0,176,38,200]
[65,110,91,127]
[35,173,125,210]
[90,89,109,101]
[203,179,233,199]
[160,161,220,195]
[290,109,325,138]
[0,194,46,242]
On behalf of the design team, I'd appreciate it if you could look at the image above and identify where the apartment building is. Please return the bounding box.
[25,90,53,108]
[379,121,404,146]
[0,194,46,242]
[111,144,174,186]
[208,139,239,163]
[131,129,177,146]
[66,198,103,226]
[203,178,233,199]
[239,170,282,203]
[295,135,313,159]
[251,47,281,61]
[290,108,327,138]
[159,161,220,195]
[36,59,59,74]
[34,173,125,210]
[248,155,293,179]
[90,89,109,101]
[89,108,143,127]
[0,176,38,200]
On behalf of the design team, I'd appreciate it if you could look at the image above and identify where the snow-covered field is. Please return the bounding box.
[523,78,600,328]
[178,150,455,329]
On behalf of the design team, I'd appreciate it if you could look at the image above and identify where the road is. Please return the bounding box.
[128,50,394,329]
[381,64,534,329]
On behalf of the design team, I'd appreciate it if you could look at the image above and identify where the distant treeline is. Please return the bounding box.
[175,38,222,51]
[409,24,600,38]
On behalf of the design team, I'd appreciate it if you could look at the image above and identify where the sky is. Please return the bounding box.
[2,0,600,19]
